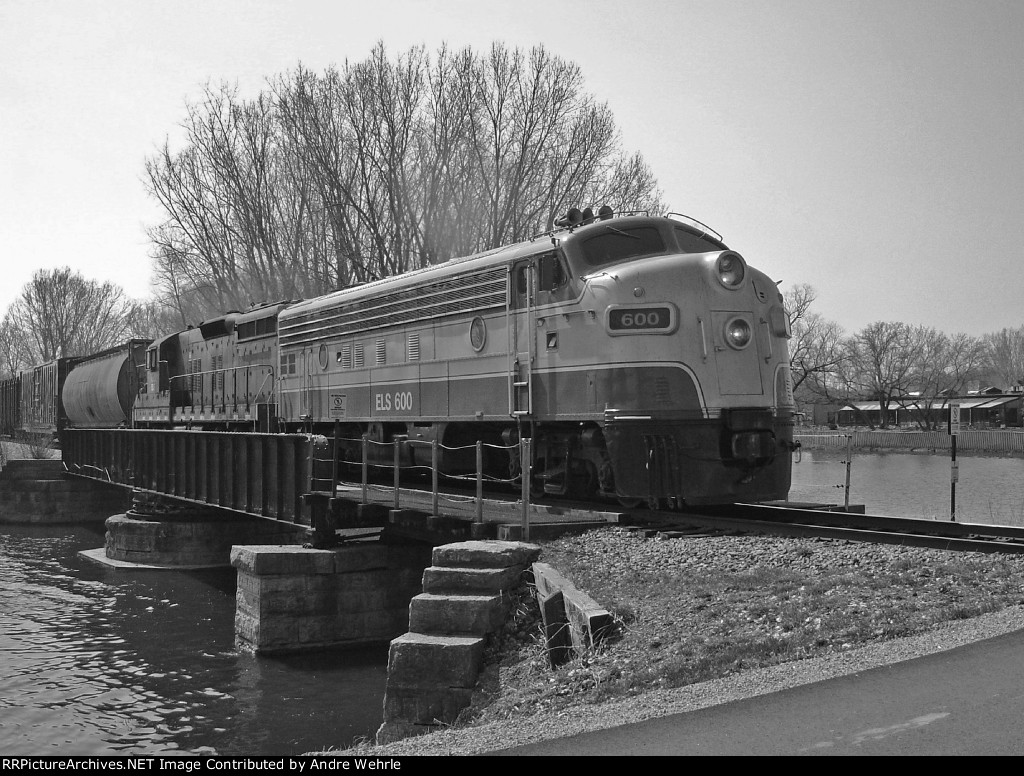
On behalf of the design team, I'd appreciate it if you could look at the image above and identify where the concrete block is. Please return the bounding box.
[230,545,337,575]
[242,615,300,652]
[297,614,345,646]
[382,685,475,727]
[533,562,615,653]
[386,632,483,689]
[408,593,504,636]
[421,564,524,594]
[537,588,572,668]
[431,540,541,569]
[249,576,326,614]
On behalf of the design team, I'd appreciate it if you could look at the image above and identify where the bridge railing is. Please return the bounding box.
[62,428,313,523]
[308,431,536,539]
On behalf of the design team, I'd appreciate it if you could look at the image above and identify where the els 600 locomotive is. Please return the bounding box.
[1,209,795,507]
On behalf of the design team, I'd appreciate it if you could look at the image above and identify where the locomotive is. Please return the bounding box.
[0,209,796,507]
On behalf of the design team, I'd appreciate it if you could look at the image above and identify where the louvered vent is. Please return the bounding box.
[375,340,386,365]
[340,344,352,370]
[654,377,671,404]
[279,267,507,348]
[354,343,364,368]
[407,333,420,361]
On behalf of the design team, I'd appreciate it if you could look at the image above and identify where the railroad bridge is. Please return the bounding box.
[60,426,615,545]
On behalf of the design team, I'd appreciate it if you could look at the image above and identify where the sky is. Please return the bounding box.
[2,0,1023,338]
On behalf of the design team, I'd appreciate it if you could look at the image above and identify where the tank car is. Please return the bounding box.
[62,340,150,428]
[133,301,292,431]
[0,343,150,441]
[275,209,796,506]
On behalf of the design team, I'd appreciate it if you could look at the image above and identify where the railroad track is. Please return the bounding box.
[335,476,1024,554]
[622,502,1024,554]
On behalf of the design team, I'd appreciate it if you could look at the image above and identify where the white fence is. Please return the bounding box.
[796,430,1024,454]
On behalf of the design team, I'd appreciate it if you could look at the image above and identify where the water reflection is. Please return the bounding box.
[0,525,387,756]
[790,448,1024,525]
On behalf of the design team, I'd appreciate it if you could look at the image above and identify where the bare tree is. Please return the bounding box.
[839,322,920,429]
[148,43,663,324]
[984,326,1024,390]
[5,268,141,362]
[902,329,986,430]
[784,284,847,393]
[0,316,31,377]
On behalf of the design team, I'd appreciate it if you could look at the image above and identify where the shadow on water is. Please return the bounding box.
[0,523,389,756]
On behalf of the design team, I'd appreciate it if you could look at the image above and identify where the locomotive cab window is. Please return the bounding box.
[513,251,570,308]
[579,226,666,269]
[537,252,568,292]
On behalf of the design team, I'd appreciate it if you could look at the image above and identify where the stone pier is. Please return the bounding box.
[232,542,433,654]
[103,512,306,568]
[0,459,128,524]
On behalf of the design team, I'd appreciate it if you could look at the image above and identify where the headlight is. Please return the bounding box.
[716,252,746,288]
[725,317,752,349]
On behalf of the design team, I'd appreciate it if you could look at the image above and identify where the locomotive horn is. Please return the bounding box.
[555,207,584,228]
[582,207,595,225]
[598,204,614,220]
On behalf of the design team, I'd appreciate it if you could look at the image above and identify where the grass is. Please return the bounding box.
[453,527,1024,727]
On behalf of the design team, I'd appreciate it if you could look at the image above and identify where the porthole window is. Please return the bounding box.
[318,343,329,370]
[469,317,487,352]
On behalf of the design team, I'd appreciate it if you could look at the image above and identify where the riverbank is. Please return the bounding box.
[333,526,1024,755]
[796,428,1024,454]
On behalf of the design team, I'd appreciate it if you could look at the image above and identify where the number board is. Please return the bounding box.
[607,306,676,334]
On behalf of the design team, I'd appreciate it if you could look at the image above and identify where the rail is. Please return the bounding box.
[635,503,1024,554]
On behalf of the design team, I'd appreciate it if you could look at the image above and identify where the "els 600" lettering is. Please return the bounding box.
[375,391,414,412]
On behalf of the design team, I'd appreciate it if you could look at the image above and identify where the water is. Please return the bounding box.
[0,523,388,756]
[790,448,1024,525]
[8,449,1023,755]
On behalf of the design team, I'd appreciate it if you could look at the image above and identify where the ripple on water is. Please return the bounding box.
[0,524,389,755]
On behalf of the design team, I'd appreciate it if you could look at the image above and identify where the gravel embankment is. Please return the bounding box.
[355,605,1024,756]
[338,527,1024,756]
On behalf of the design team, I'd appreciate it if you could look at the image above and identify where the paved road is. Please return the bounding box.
[487,628,1024,756]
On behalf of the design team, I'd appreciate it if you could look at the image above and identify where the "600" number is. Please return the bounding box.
[609,306,673,331]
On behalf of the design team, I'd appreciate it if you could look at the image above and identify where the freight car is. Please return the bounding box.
[63,340,150,428]
[0,357,75,441]
[0,340,151,441]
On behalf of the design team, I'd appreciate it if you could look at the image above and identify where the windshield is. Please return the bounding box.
[674,226,727,253]
[578,226,667,269]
